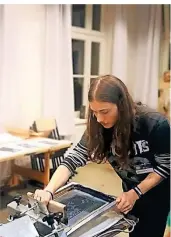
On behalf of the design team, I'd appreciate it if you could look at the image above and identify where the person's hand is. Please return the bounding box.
[116,189,139,214]
[34,189,52,205]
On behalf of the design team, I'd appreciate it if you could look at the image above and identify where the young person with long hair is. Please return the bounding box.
[34,75,170,237]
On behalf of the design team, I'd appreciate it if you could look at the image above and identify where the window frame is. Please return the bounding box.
[71,4,110,113]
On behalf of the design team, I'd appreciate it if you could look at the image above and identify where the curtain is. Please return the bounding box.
[0,4,74,135]
[0,4,74,185]
[111,5,162,109]
[0,4,45,128]
[43,5,75,137]
[159,5,170,76]
[111,5,128,84]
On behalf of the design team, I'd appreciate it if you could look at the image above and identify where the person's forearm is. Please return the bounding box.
[44,165,71,194]
[137,172,164,194]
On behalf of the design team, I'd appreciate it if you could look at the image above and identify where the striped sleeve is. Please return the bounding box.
[60,132,88,175]
[152,119,170,179]
[154,153,170,178]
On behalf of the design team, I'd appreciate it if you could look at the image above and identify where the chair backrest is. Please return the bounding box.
[31,118,61,140]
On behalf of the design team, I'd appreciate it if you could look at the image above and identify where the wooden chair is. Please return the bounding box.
[30,118,71,181]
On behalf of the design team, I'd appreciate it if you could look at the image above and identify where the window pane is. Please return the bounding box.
[91,42,100,75]
[72,39,85,75]
[92,5,101,31]
[74,77,84,111]
[72,5,86,28]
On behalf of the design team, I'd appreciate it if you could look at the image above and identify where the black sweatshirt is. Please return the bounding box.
[61,111,170,187]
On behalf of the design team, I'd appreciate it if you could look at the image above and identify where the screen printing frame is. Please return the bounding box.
[54,182,122,236]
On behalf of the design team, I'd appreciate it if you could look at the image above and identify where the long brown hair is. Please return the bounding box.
[86,75,135,167]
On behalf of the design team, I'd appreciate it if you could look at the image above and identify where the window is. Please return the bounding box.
[92,5,101,31]
[72,5,86,28]
[91,42,100,75]
[72,39,85,75]
[72,5,109,113]
[73,77,84,111]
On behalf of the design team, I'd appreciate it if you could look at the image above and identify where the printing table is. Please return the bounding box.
[0,182,138,237]
[0,137,72,189]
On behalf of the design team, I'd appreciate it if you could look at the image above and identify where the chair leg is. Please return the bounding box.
[43,152,50,187]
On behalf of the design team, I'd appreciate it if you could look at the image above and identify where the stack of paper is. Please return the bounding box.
[0,132,23,145]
